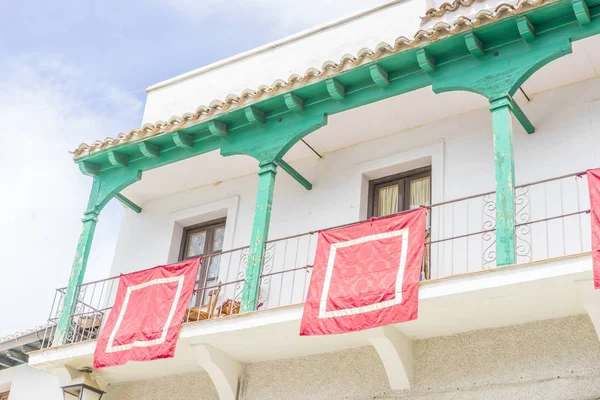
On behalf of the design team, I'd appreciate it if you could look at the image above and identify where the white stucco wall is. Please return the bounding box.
[102,315,600,400]
[0,365,62,400]
[111,76,600,290]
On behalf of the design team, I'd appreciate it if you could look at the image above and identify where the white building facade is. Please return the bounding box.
[20,0,600,398]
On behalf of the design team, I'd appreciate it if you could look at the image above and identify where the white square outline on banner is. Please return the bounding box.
[318,228,409,319]
[106,275,185,353]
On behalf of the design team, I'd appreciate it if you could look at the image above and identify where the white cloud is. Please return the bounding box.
[0,56,143,337]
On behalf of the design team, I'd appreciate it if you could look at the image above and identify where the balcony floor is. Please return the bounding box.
[29,252,595,385]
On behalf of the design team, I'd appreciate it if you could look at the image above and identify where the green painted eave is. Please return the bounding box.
[76,0,600,178]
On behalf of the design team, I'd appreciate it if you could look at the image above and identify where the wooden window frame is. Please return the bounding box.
[368,166,432,218]
[179,218,226,305]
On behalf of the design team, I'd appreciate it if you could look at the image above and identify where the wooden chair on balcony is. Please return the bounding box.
[185,282,222,322]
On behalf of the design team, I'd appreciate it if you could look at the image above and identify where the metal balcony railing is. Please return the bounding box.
[42,171,592,347]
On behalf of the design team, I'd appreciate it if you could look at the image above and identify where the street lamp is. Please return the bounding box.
[60,368,105,400]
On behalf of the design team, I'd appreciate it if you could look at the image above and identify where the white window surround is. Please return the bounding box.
[357,141,445,220]
[166,196,240,279]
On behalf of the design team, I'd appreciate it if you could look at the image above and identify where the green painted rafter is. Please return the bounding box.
[115,193,142,213]
[417,48,436,73]
[465,32,484,58]
[325,78,346,101]
[139,142,160,158]
[573,0,592,25]
[284,93,304,113]
[275,159,312,190]
[369,64,390,88]
[245,106,266,125]
[517,16,536,42]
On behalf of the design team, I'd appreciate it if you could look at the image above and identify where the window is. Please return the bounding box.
[179,218,226,305]
[368,167,431,218]
[0,391,9,400]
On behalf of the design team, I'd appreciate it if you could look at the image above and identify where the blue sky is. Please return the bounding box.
[0,0,389,336]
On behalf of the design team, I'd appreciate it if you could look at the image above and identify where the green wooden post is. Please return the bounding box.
[53,181,102,345]
[241,162,278,313]
[490,97,516,266]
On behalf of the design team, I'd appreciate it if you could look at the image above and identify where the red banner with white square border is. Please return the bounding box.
[300,207,427,336]
[586,169,600,289]
[93,258,200,368]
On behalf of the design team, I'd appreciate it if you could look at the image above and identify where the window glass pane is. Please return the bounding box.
[212,226,225,252]
[409,177,431,209]
[207,255,220,279]
[378,184,399,217]
[187,231,207,258]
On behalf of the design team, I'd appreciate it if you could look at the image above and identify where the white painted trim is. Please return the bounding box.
[357,141,445,219]
[319,229,409,318]
[192,344,243,400]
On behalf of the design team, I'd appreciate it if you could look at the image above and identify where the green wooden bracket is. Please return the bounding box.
[173,132,193,149]
[369,64,389,88]
[245,106,266,125]
[107,150,129,167]
[208,120,228,137]
[241,162,278,313]
[509,97,535,134]
[54,170,142,345]
[115,193,142,213]
[465,32,484,58]
[284,93,304,113]
[417,48,436,74]
[79,161,99,177]
[433,35,572,100]
[221,113,327,163]
[325,78,346,101]
[275,158,312,190]
[517,16,536,42]
[139,142,160,158]
[573,0,591,25]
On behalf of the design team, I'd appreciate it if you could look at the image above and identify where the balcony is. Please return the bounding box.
[39,170,592,346]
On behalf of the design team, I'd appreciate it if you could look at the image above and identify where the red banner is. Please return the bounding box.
[94,258,200,368]
[587,169,600,289]
[300,208,427,336]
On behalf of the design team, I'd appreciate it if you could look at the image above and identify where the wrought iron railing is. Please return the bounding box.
[43,171,593,347]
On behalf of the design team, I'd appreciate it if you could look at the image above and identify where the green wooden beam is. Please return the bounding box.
[79,161,99,177]
[573,0,591,25]
[509,97,535,134]
[490,97,517,266]
[139,142,160,158]
[75,1,600,177]
[245,106,266,125]
[517,16,536,42]
[284,93,304,113]
[276,159,312,190]
[241,162,277,313]
[369,64,389,88]
[173,132,193,149]
[115,193,142,213]
[417,48,436,74]
[325,78,346,101]
[208,120,228,137]
[107,150,129,167]
[54,171,142,345]
[465,32,484,58]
